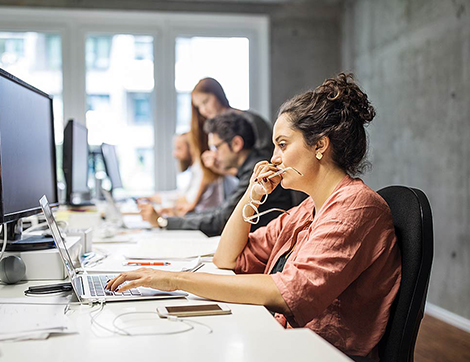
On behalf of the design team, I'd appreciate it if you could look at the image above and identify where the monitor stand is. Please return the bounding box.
[2,219,55,252]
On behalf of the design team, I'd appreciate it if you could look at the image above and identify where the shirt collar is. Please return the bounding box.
[236,150,261,179]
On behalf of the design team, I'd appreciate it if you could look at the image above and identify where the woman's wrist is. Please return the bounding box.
[172,271,188,291]
[242,186,259,206]
[249,183,267,202]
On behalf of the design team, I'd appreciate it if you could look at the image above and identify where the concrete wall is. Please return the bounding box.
[269,3,341,116]
[0,0,341,120]
[342,0,470,319]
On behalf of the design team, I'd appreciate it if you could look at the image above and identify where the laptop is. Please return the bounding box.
[39,195,187,303]
[101,188,151,230]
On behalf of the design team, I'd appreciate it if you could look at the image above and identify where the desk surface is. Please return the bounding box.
[0,229,351,362]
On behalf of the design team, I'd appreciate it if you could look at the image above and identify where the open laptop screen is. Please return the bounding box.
[39,195,76,280]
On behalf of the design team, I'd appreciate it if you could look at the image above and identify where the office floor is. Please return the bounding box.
[415,314,470,362]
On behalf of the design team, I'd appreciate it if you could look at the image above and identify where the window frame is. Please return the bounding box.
[0,7,270,191]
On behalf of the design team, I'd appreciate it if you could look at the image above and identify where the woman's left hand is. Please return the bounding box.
[106,269,176,293]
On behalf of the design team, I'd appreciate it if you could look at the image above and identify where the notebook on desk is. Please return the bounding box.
[39,195,187,304]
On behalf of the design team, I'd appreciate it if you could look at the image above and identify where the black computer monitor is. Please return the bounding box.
[101,143,123,191]
[0,68,58,247]
[63,119,92,205]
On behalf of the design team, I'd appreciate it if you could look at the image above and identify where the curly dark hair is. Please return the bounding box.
[278,73,376,176]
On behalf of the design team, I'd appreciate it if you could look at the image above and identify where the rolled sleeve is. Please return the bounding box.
[234,212,287,274]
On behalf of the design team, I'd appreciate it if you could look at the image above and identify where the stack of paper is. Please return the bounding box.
[0,297,75,341]
[123,236,220,260]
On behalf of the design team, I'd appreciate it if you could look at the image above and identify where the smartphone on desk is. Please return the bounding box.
[157,303,231,318]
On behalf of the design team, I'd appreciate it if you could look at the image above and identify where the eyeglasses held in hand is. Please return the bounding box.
[242,167,303,224]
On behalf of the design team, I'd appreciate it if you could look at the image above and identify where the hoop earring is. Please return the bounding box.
[316,152,323,160]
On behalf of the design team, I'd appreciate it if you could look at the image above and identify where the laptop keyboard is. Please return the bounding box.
[87,275,142,297]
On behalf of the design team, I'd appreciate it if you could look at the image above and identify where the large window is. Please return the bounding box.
[175,37,250,133]
[85,34,155,194]
[0,32,63,143]
[0,31,64,182]
[0,8,269,191]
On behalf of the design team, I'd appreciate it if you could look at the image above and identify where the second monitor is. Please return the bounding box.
[63,119,93,206]
[101,143,123,193]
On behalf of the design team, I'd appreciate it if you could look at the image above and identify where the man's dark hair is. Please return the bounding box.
[203,110,255,150]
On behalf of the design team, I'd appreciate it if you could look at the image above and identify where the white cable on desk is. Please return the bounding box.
[112,312,194,336]
[0,223,8,261]
[89,302,213,337]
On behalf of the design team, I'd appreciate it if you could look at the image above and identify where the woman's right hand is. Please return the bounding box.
[249,161,283,199]
[201,150,217,170]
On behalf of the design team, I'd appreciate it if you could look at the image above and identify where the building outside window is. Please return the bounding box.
[0,31,64,180]
[128,92,152,125]
[86,36,112,71]
[85,34,155,194]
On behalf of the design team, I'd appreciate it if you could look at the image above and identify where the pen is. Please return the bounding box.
[124,261,171,266]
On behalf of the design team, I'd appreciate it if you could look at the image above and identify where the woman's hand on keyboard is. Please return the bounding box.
[105,269,176,293]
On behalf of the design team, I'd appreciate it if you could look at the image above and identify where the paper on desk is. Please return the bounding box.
[93,228,149,243]
[84,257,202,273]
[93,235,139,244]
[123,236,220,260]
[122,215,152,228]
[93,229,208,244]
[0,297,75,341]
[137,230,209,240]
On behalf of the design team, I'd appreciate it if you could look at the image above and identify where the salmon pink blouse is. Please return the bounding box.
[235,175,402,358]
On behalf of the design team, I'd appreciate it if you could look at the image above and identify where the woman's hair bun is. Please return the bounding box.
[316,73,375,127]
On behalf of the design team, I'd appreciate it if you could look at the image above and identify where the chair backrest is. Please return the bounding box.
[377,186,434,362]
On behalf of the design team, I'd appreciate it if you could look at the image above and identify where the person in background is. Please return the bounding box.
[152,133,219,214]
[138,110,293,236]
[142,133,223,216]
[188,77,274,212]
[108,73,401,360]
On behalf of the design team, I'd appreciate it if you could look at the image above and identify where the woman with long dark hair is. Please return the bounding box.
[185,78,273,215]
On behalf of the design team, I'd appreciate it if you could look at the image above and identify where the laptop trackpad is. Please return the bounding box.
[138,287,187,298]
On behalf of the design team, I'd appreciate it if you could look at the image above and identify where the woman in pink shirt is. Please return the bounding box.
[107,73,401,359]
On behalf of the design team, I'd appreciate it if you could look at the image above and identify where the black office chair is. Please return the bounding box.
[376,186,434,362]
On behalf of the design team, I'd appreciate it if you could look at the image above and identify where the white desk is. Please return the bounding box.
[0,229,352,362]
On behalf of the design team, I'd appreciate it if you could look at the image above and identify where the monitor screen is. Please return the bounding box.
[63,120,89,195]
[0,68,58,223]
[101,143,123,190]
